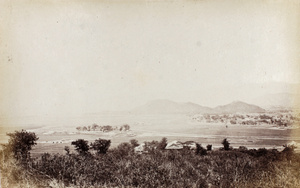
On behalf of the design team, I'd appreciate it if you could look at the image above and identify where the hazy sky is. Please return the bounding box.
[1,0,300,116]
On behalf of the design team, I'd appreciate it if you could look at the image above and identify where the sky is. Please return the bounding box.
[0,0,300,117]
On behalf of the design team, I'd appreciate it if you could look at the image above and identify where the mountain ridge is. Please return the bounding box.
[132,99,266,114]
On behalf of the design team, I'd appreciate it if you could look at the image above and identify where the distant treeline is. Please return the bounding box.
[76,123,130,132]
[192,113,299,126]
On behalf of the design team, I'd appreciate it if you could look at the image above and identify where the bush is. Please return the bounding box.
[64,146,70,155]
[71,139,90,155]
[90,138,111,154]
[3,133,300,188]
[238,146,248,151]
[157,137,168,150]
[196,143,207,155]
[144,140,159,153]
[111,142,134,158]
[222,138,230,151]
[282,145,296,160]
[3,130,38,160]
[207,144,212,151]
[130,139,139,148]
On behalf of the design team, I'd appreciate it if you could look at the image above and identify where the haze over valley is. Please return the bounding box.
[1,0,300,157]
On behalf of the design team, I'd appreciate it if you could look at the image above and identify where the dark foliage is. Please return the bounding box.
[206,144,212,151]
[157,137,168,150]
[196,143,207,155]
[110,142,133,159]
[130,139,139,148]
[64,146,70,155]
[90,138,111,154]
[2,132,300,188]
[19,144,299,188]
[71,139,90,155]
[3,130,38,160]
[222,138,230,150]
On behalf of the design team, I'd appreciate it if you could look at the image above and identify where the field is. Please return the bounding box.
[1,113,300,157]
[1,113,300,187]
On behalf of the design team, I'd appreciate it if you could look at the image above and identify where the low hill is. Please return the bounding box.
[213,101,265,114]
[132,99,213,114]
[132,100,265,114]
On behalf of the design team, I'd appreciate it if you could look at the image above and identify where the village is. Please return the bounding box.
[190,112,300,127]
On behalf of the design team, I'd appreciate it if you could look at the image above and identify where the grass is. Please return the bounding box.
[1,140,300,188]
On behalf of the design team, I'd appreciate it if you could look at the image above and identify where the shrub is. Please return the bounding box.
[157,137,168,150]
[3,134,300,188]
[3,130,38,160]
[238,146,248,151]
[144,140,159,153]
[196,143,207,155]
[230,120,236,124]
[71,139,90,155]
[222,138,230,150]
[64,146,70,155]
[90,138,111,154]
[112,142,134,158]
[282,145,296,160]
[120,124,130,131]
[130,139,139,148]
[207,144,212,151]
[257,148,268,157]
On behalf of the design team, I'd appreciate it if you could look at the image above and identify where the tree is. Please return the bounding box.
[4,130,38,160]
[123,124,130,131]
[282,144,296,160]
[157,137,168,150]
[71,139,90,155]
[196,143,207,155]
[230,120,236,124]
[144,140,159,152]
[103,125,113,132]
[130,139,139,148]
[114,142,133,157]
[90,138,111,154]
[206,144,212,151]
[64,146,70,155]
[222,138,230,151]
[92,123,99,131]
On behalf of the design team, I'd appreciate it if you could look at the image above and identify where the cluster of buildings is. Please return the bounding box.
[134,140,199,154]
[191,112,299,127]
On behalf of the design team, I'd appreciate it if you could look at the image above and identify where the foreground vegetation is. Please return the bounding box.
[1,130,300,188]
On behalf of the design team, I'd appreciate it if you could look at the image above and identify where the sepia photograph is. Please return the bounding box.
[1,0,300,187]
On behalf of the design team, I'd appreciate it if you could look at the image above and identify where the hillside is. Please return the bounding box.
[132,100,265,114]
[213,101,265,114]
[132,99,213,114]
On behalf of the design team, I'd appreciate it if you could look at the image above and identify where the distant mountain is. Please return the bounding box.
[213,101,265,114]
[132,99,265,114]
[132,99,213,114]
[180,102,214,114]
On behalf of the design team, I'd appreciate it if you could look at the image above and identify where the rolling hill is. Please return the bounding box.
[213,101,266,114]
[132,99,265,114]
